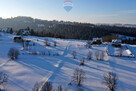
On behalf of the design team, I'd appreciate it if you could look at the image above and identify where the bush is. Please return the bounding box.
[8,48,20,60]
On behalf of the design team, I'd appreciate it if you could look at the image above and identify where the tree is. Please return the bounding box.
[87,40,91,48]
[119,47,123,56]
[42,81,53,91]
[26,27,30,30]
[30,29,35,35]
[57,85,63,91]
[0,72,8,90]
[33,82,42,91]
[102,72,118,91]
[95,51,99,60]
[9,28,13,34]
[80,57,85,65]
[100,52,105,61]
[72,68,85,86]
[87,51,92,60]
[54,41,57,46]
[72,51,76,59]
[44,38,50,46]
[8,48,20,60]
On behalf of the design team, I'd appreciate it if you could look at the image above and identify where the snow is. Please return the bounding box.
[0,33,136,91]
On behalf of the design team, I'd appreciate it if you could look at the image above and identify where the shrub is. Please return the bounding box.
[8,48,19,60]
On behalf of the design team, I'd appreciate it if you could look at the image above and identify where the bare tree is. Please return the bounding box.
[33,82,42,91]
[54,41,57,46]
[100,52,105,61]
[44,38,50,46]
[0,72,8,90]
[72,51,76,59]
[119,47,123,56]
[72,68,85,86]
[42,81,53,91]
[87,51,92,60]
[95,51,99,60]
[8,48,20,60]
[80,57,85,65]
[22,40,25,49]
[57,85,63,91]
[102,72,118,91]
[87,40,91,48]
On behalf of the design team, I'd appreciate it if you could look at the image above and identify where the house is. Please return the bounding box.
[92,38,103,45]
[2,28,10,33]
[13,36,23,42]
[112,39,122,43]
[18,29,30,36]
[112,39,122,47]
[37,24,45,28]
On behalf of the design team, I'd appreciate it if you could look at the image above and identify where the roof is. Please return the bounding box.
[93,38,103,42]
[112,39,122,43]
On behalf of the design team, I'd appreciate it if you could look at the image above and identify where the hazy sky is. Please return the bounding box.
[0,0,136,24]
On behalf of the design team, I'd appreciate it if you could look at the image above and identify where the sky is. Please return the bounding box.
[0,0,136,24]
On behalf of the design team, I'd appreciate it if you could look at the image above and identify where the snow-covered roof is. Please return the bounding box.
[112,39,122,43]
[2,28,10,32]
[93,38,103,42]
[37,24,45,27]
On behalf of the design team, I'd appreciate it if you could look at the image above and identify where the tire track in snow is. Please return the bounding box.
[39,41,71,91]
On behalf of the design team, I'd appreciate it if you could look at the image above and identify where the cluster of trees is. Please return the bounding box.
[72,50,105,62]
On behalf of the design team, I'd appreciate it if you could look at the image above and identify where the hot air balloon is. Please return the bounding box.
[63,0,73,12]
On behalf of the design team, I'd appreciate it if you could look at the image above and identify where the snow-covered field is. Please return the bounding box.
[0,33,136,91]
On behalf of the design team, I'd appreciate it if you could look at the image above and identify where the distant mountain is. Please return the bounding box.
[0,16,136,40]
[0,16,95,30]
